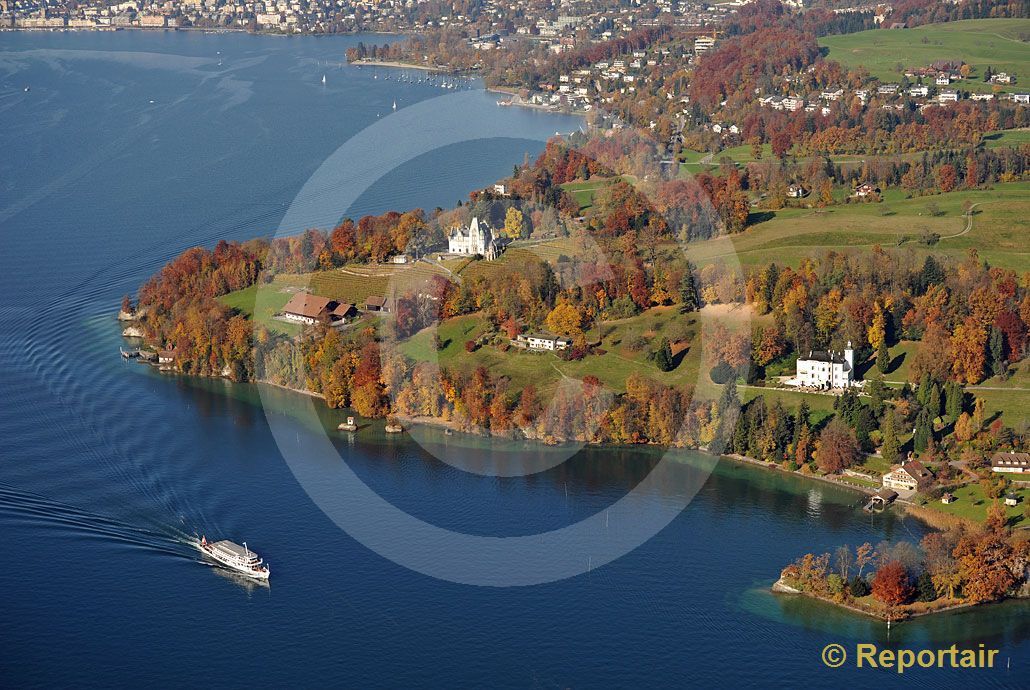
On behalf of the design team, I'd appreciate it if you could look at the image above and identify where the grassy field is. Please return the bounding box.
[984,128,1030,149]
[268,262,455,303]
[820,19,1030,93]
[560,176,627,213]
[682,182,1030,271]
[396,304,745,398]
[219,284,300,336]
[458,237,579,281]
[395,313,561,390]
[918,482,1030,526]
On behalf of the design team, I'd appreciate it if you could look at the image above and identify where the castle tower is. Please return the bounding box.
[844,340,854,369]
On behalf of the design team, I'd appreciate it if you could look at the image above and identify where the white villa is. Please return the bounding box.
[447,217,503,260]
[511,333,572,351]
[787,342,857,389]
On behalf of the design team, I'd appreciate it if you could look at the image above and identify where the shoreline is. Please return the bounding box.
[131,340,978,536]
[487,87,588,118]
[770,578,991,622]
[720,453,876,497]
[0,25,404,36]
[350,59,449,73]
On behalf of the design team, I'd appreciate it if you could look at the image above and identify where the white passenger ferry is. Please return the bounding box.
[197,536,270,580]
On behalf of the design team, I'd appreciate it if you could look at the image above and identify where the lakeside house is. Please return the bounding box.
[447,217,504,260]
[510,332,572,351]
[991,451,1030,474]
[941,492,956,504]
[882,459,934,492]
[787,342,856,389]
[281,292,355,326]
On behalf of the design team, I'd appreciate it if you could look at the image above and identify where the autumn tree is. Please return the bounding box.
[545,302,584,338]
[503,206,525,239]
[815,419,860,474]
[871,560,914,608]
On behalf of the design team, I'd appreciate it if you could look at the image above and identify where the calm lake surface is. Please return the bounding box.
[1,30,1028,688]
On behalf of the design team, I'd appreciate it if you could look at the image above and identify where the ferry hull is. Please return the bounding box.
[197,541,270,580]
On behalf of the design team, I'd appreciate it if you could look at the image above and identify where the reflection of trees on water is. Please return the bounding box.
[174,375,914,543]
[771,587,1030,648]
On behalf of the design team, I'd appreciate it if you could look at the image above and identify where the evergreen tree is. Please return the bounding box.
[916,373,931,406]
[989,325,1005,377]
[850,575,870,598]
[876,340,890,374]
[654,338,674,372]
[916,255,944,294]
[711,380,740,454]
[913,408,933,453]
[927,382,942,420]
[679,264,699,312]
[795,400,810,436]
[881,408,900,464]
[916,571,937,603]
[945,381,964,420]
[866,374,888,416]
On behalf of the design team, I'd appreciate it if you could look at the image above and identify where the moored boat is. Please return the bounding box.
[197,536,270,580]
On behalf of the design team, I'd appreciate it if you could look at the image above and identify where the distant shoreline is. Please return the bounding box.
[0,25,403,37]
[350,59,448,72]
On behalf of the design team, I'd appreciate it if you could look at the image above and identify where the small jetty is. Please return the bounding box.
[338,416,358,432]
[384,420,404,434]
[120,347,141,359]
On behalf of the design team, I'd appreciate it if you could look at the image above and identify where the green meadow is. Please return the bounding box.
[819,19,1030,93]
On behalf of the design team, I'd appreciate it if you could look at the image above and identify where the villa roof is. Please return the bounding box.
[901,460,933,482]
[800,350,845,364]
[283,292,332,319]
[520,332,571,342]
[991,452,1030,468]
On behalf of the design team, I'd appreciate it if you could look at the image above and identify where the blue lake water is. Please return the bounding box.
[0,30,1028,688]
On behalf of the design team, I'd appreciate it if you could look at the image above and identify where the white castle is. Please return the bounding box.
[447,217,503,260]
[790,341,857,389]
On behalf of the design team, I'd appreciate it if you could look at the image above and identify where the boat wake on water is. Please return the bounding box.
[0,481,198,560]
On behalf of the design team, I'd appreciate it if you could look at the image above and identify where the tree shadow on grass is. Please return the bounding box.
[886,351,906,375]
[747,210,776,225]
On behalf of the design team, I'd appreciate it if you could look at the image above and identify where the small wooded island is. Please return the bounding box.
[775,503,1030,621]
